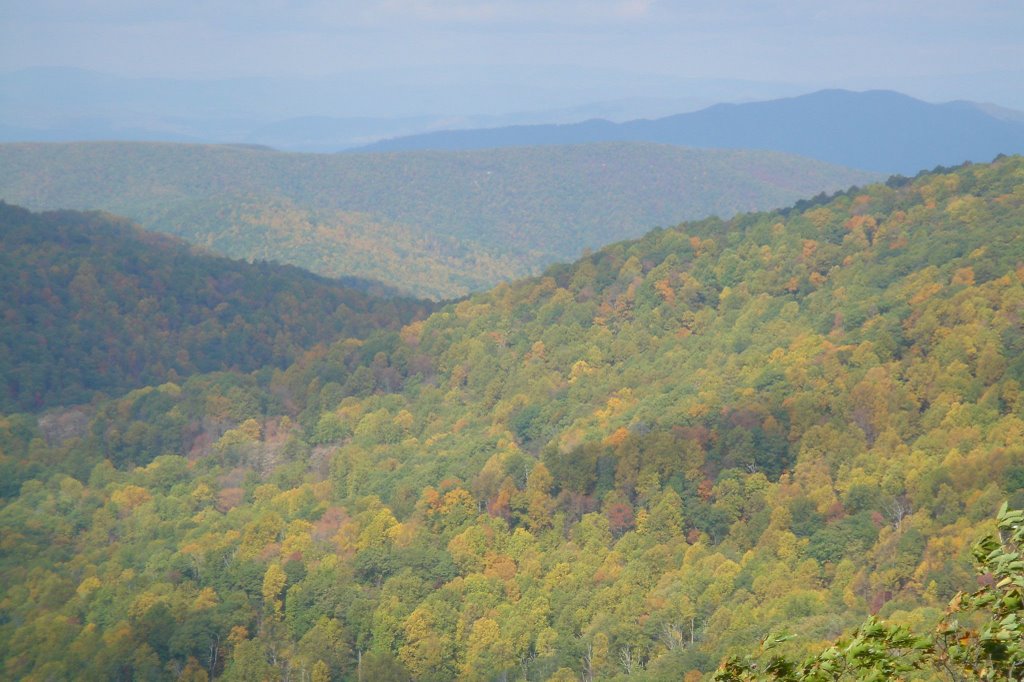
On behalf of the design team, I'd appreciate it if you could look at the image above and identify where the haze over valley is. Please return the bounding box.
[0,141,879,298]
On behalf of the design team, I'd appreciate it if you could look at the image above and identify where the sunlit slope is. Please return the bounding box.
[2,158,1022,681]
[294,156,1024,501]
[0,141,879,298]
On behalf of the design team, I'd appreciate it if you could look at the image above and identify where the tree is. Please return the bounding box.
[715,504,1024,681]
[357,650,410,681]
[934,503,1024,680]
[296,617,352,680]
[462,617,515,681]
[262,563,287,617]
[222,639,279,682]
[312,659,331,682]
[517,462,556,531]
[646,488,685,543]
[399,602,457,681]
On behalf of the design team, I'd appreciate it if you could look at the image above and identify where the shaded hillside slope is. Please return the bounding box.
[0,202,433,412]
[0,141,878,298]
[361,90,1024,175]
[2,158,1023,680]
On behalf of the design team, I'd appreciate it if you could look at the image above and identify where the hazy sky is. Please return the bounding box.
[2,1,1023,110]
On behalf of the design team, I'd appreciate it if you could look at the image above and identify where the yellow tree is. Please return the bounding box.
[461,617,515,681]
[519,462,555,531]
[399,602,456,681]
[312,660,330,682]
[262,563,287,617]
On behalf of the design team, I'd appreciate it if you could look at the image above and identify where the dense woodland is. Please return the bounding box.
[1,156,1024,681]
[0,142,877,298]
[0,202,434,412]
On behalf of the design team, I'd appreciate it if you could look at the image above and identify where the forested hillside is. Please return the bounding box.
[2,157,1023,681]
[0,141,878,298]
[0,202,433,412]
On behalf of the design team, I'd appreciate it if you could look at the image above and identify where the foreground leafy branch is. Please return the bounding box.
[715,504,1024,681]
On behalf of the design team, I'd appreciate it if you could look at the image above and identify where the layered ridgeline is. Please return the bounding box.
[360,89,1024,176]
[0,202,434,412]
[0,141,879,299]
[3,158,1024,681]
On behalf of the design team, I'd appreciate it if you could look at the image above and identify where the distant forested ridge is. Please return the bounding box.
[360,89,1024,176]
[1,157,1023,681]
[0,202,434,412]
[0,141,878,298]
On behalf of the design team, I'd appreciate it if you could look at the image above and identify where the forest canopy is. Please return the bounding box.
[0,202,433,412]
[1,156,1023,680]
[0,141,878,298]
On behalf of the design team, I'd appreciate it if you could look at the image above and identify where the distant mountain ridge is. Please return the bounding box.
[0,66,811,151]
[0,141,878,298]
[359,89,1024,175]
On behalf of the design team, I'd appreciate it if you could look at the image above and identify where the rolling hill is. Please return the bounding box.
[0,140,878,298]
[360,90,1024,175]
[0,202,434,412]
[1,156,1022,680]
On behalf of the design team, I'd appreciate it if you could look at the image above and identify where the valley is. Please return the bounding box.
[2,156,1022,680]
[0,141,878,299]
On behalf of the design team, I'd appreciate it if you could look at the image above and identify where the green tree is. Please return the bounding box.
[222,639,279,682]
[715,504,1024,681]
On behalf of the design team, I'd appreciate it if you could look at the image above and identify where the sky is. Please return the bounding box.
[2,1,1023,116]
